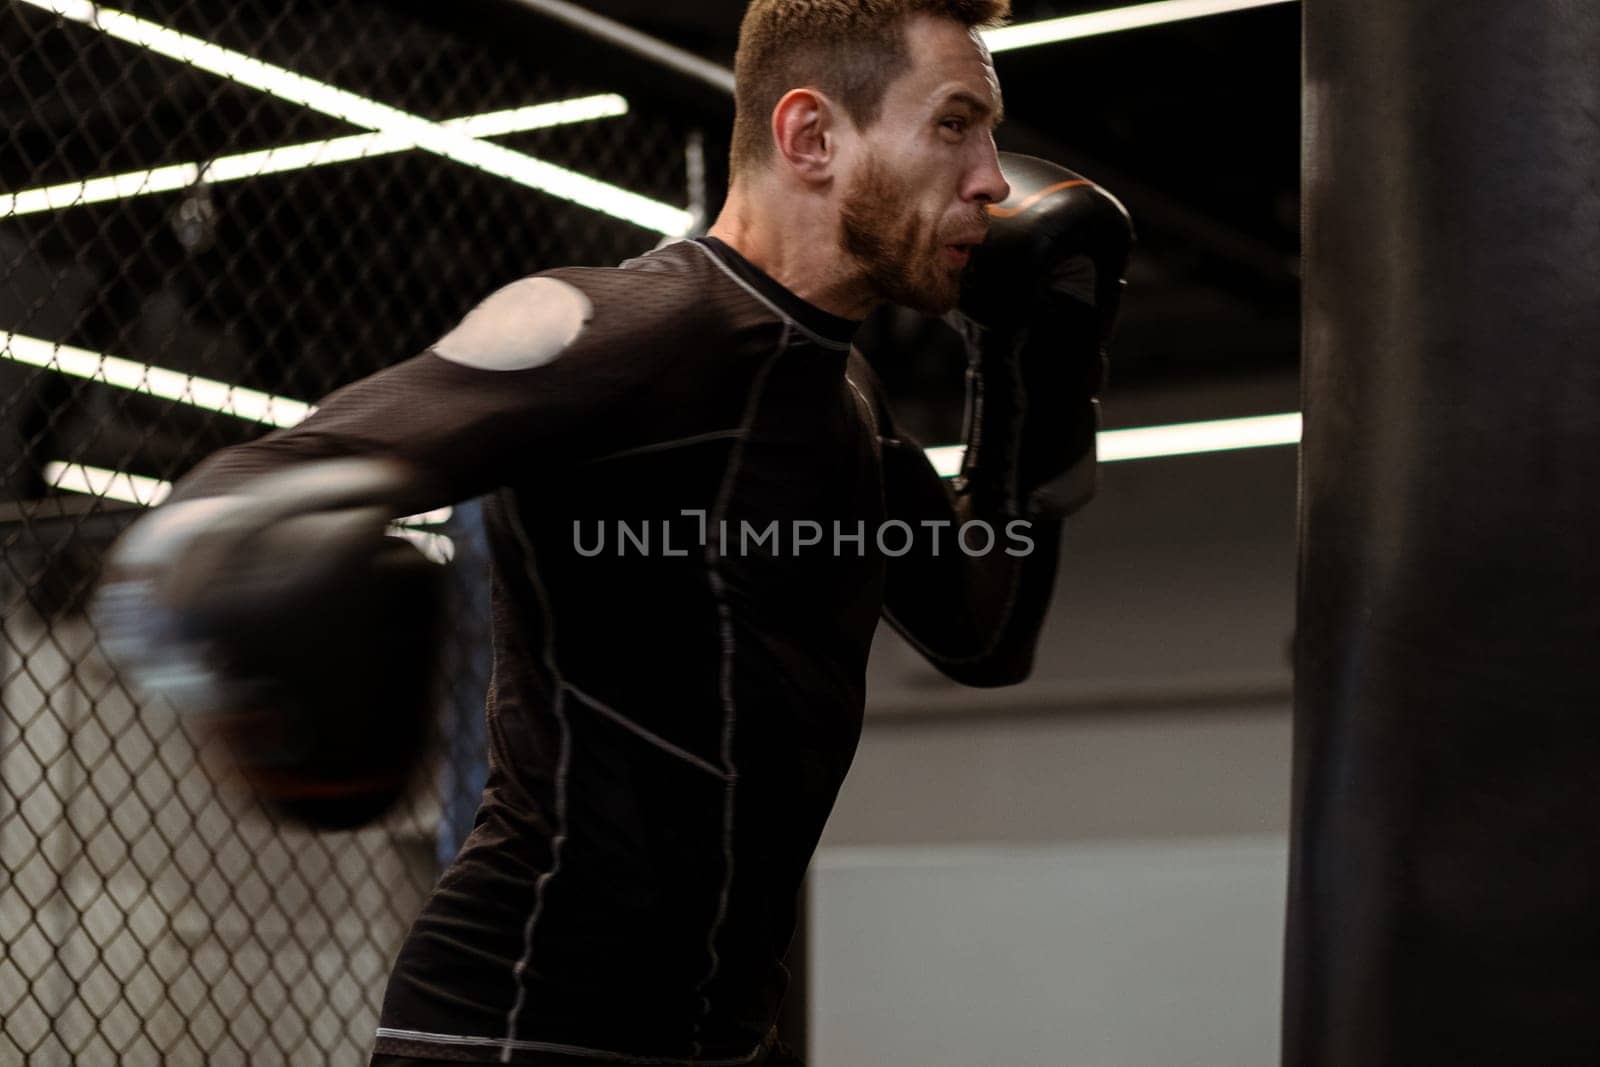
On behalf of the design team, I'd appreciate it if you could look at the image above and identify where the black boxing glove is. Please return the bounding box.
[95,457,447,830]
[949,152,1134,518]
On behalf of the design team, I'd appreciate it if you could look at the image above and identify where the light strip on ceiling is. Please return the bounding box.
[3,162,203,219]
[399,507,454,527]
[2,95,629,219]
[923,411,1302,474]
[983,0,1298,52]
[923,449,963,477]
[1097,411,1302,460]
[44,461,172,507]
[14,0,689,234]
[4,332,312,427]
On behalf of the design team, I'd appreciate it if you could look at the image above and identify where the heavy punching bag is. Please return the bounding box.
[1288,4,1600,1064]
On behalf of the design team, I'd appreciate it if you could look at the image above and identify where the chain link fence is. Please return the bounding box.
[1,0,704,1061]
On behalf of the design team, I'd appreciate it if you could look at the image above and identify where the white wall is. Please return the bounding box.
[811,376,1299,1065]
[812,838,1288,1067]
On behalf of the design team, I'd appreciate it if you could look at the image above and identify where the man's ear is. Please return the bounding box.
[771,88,842,183]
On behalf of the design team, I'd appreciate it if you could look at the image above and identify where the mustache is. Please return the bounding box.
[941,211,992,244]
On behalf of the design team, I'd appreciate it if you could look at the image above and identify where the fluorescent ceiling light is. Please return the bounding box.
[4,332,312,426]
[924,411,1301,474]
[4,163,202,218]
[983,0,1298,52]
[928,447,960,476]
[1098,412,1301,460]
[924,447,965,478]
[451,96,630,138]
[3,95,629,219]
[45,461,172,507]
[398,507,453,527]
[15,0,689,234]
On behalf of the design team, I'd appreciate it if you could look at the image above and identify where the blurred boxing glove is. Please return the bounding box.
[95,457,446,830]
[951,152,1134,518]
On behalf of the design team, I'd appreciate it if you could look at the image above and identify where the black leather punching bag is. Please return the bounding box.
[1288,4,1600,1065]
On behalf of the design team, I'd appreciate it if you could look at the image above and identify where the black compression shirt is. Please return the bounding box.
[169,236,1063,1065]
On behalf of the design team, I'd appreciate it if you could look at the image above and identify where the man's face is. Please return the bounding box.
[837,15,1009,315]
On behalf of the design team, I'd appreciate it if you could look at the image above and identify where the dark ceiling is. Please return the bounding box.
[0,0,1302,611]
[1,0,1302,516]
[549,0,1305,396]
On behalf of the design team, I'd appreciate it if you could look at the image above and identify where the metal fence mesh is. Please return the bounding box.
[1,1,697,1062]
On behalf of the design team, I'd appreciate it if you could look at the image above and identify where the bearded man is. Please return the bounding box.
[101,1,1132,1063]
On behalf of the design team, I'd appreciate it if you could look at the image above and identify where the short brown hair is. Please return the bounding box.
[729,0,1010,178]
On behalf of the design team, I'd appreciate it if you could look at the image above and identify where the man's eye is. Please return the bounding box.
[941,118,968,135]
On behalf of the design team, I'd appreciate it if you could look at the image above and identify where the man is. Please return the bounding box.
[103,0,1131,1063]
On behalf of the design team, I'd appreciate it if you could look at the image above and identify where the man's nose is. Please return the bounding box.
[969,144,1010,205]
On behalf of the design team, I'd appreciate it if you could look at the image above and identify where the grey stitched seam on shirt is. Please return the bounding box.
[584,428,746,466]
[499,495,574,1059]
[691,323,792,1055]
[563,682,728,780]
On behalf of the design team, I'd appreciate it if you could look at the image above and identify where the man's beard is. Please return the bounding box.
[838,152,980,315]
